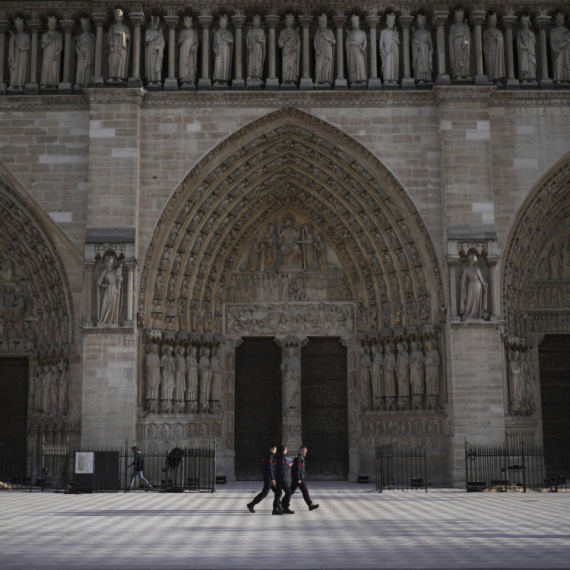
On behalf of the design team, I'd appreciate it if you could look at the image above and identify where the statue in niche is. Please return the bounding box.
[449,8,471,80]
[108,9,130,83]
[346,15,367,85]
[160,345,175,412]
[263,224,277,271]
[424,340,440,409]
[213,15,233,87]
[551,12,570,83]
[508,350,523,415]
[282,346,300,408]
[50,364,60,414]
[279,216,302,270]
[246,15,266,86]
[40,16,63,89]
[179,17,199,87]
[412,14,432,84]
[315,233,334,271]
[198,347,212,412]
[548,242,561,280]
[23,322,36,352]
[522,352,536,414]
[379,13,400,85]
[247,233,264,271]
[371,345,384,411]
[298,225,316,271]
[396,342,410,410]
[210,347,223,402]
[75,18,95,88]
[483,12,505,83]
[278,14,301,85]
[409,342,424,409]
[8,18,30,91]
[460,254,488,321]
[359,346,372,409]
[57,360,68,415]
[41,364,52,414]
[314,13,335,86]
[145,344,160,411]
[185,346,199,412]
[145,16,165,86]
[97,255,123,326]
[174,346,186,413]
[517,16,536,83]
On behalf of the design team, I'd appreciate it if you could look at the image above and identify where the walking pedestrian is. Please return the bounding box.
[247,445,279,513]
[273,444,294,515]
[126,446,153,491]
[290,446,319,511]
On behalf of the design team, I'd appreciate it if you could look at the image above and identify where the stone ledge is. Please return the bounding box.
[82,326,135,334]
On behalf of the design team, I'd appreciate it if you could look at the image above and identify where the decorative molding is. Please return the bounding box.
[83,87,145,105]
[0,95,88,111]
[82,326,135,334]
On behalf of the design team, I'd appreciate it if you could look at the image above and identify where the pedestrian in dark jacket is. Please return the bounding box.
[247,446,279,513]
[290,446,319,510]
[273,445,294,515]
[126,446,153,491]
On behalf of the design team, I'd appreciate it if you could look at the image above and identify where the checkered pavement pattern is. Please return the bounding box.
[1,482,569,569]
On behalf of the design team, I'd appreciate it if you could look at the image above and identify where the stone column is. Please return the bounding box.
[25,19,41,94]
[0,19,9,94]
[432,10,451,85]
[198,15,212,90]
[470,10,489,85]
[502,13,519,89]
[125,261,136,326]
[58,19,74,93]
[231,14,246,90]
[83,262,95,326]
[399,14,415,89]
[91,13,106,87]
[535,15,554,89]
[299,15,313,90]
[366,14,382,90]
[127,12,144,88]
[265,15,279,90]
[333,15,348,89]
[164,15,179,91]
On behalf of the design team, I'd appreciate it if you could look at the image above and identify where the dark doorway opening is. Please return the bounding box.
[539,335,570,449]
[0,358,29,447]
[235,338,282,480]
[301,338,348,480]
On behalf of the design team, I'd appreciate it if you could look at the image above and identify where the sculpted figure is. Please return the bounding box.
[23,321,37,351]
[382,346,396,403]
[263,224,277,271]
[299,225,316,271]
[58,360,68,415]
[145,16,165,85]
[522,352,536,415]
[379,13,400,84]
[160,345,175,412]
[282,346,300,408]
[483,13,505,83]
[424,340,440,408]
[548,242,561,279]
[146,344,160,409]
[279,216,302,269]
[8,18,30,90]
[279,14,301,85]
[174,346,186,412]
[246,15,266,84]
[314,14,335,86]
[42,364,52,414]
[185,346,199,412]
[517,16,536,82]
[371,344,384,410]
[198,347,212,412]
[396,342,410,409]
[50,365,60,414]
[40,16,63,89]
[409,342,424,409]
[412,14,432,83]
[346,15,367,85]
[108,9,130,82]
[359,346,372,408]
[97,255,123,326]
[449,8,471,80]
[75,18,96,88]
[34,366,44,413]
[508,350,523,415]
[213,15,233,86]
[551,12,570,83]
[210,347,223,402]
[460,254,488,320]
[179,17,199,86]
[248,233,264,271]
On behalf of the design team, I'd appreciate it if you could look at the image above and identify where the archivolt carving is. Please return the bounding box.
[139,108,443,336]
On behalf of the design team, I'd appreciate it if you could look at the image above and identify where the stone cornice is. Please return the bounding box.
[83,87,145,106]
[0,94,87,111]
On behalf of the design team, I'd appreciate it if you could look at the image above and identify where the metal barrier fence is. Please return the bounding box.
[375,443,428,492]
[465,441,569,492]
[0,442,216,493]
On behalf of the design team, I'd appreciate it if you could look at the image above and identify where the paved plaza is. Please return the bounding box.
[1,482,569,570]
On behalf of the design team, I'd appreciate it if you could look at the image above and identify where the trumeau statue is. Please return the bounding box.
[411,14,432,84]
[517,16,536,83]
[145,16,165,86]
[483,13,505,83]
[179,17,199,87]
[346,14,367,85]
[213,15,233,87]
[8,18,30,91]
[314,13,335,86]
[282,346,300,408]
[449,8,471,80]
[279,14,301,85]
[460,254,488,321]
[379,13,400,85]
[246,15,266,86]
[108,8,130,83]
[97,255,123,326]
[75,18,96,88]
[551,12,570,83]
[40,16,63,89]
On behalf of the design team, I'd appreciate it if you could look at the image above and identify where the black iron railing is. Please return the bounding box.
[375,442,428,492]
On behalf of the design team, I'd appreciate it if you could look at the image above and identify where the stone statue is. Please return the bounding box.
[346,15,367,85]
[40,365,51,414]
[299,225,316,271]
[424,340,440,409]
[160,345,175,412]
[279,14,301,85]
[517,16,536,82]
[8,18,30,91]
[185,346,199,412]
[315,233,334,271]
[508,350,522,415]
[314,14,335,86]
[213,15,233,87]
[198,347,212,412]
[371,344,384,410]
[460,254,488,321]
[548,242,561,280]
[483,13,505,83]
[57,359,68,415]
[108,9,130,83]
[379,13,400,85]
[449,8,471,80]
[145,16,165,86]
[50,365,60,414]
[246,15,266,86]
[522,352,536,415]
[179,17,199,87]
[97,255,123,326]
[23,321,36,351]
[359,346,372,408]
[247,233,264,271]
[551,12,570,83]
[40,16,63,89]
[409,341,424,409]
[279,216,302,269]
[75,18,96,88]
[263,224,277,271]
[396,342,410,409]
[146,343,160,410]
[174,346,186,412]
[412,14,432,84]
[282,346,300,408]
[210,347,223,403]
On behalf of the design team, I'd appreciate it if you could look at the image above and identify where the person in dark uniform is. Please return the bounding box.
[164,447,183,491]
[247,445,279,513]
[289,446,319,511]
[273,444,294,515]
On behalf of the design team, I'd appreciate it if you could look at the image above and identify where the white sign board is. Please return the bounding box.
[75,452,94,474]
